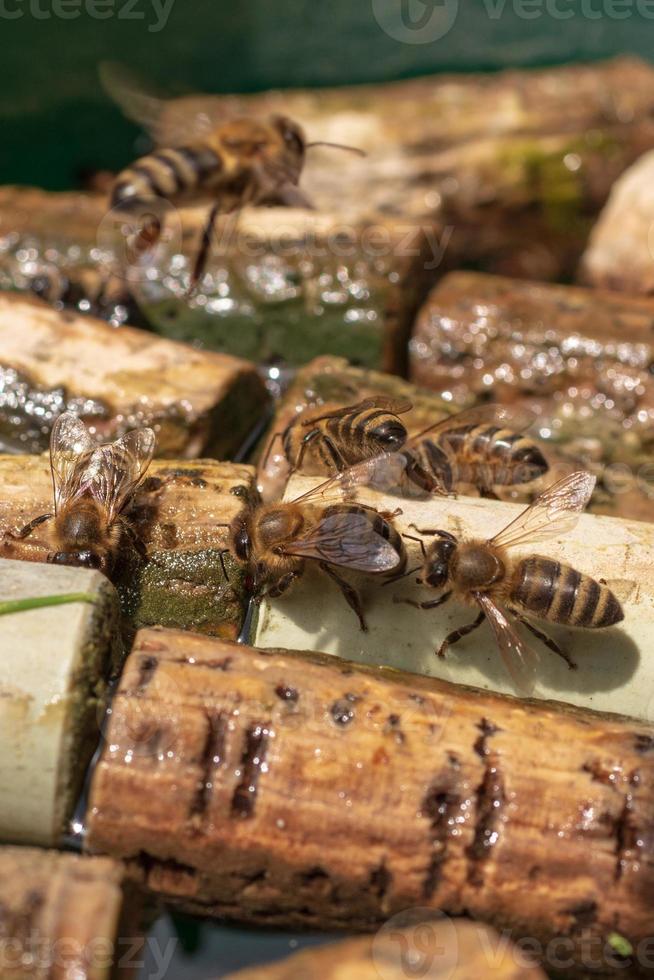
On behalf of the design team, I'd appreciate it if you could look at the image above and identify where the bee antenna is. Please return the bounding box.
[306,141,366,158]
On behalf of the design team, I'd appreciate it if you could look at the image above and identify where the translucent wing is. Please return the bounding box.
[476,593,539,697]
[283,510,401,573]
[83,427,156,523]
[50,412,96,514]
[299,395,413,427]
[291,452,427,505]
[354,395,413,416]
[100,62,228,147]
[490,471,596,551]
[407,402,536,447]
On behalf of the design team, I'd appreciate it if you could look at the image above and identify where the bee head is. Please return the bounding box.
[423,531,457,589]
[272,115,306,171]
[373,417,407,452]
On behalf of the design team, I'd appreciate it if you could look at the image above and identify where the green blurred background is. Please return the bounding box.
[1,0,654,188]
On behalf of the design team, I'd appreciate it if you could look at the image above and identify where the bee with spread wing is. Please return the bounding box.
[5,412,155,575]
[396,471,623,696]
[100,63,363,290]
[225,454,408,631]
[401,402,549,497]
[271,399,549,499]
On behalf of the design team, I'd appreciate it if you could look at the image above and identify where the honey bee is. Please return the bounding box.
[397,471,623,694]
[402,403,549,498]
[101,64,363,288]
[6,413,155,574]
[270,400,549,500]
[225,456,408,631]
[272,396,413,476]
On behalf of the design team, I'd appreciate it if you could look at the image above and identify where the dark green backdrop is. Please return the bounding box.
[1,0,654,188]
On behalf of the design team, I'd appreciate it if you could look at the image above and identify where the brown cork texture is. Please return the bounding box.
[86,629,654,975]
[408,271,654,522]
[0,846,141,980]
[0,291,268,457]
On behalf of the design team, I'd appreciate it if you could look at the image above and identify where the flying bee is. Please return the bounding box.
[223,455,408,631]
[396,471,623,695]
[5,413,155,575]
[401,403,549,498]
[100,63,364,289]
[267,395,413,478]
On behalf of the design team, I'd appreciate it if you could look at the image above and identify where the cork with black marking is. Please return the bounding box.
[85,629,654,976]
[0,846,142,979]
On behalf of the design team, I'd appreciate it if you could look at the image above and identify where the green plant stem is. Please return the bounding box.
[0,593,96,615]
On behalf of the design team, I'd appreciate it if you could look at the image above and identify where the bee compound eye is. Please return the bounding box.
[375,420,407,449]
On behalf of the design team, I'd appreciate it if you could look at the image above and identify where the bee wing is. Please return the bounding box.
[100,62,227,147]
[50,412,96,515]
[299,395,413,427]
[83,427,156,523]
[291,452,423,505]
[407,402,537,447]
[283,510,401,573]
[489,471,596,551]
[476,593,539,697]
[354,395,413,416]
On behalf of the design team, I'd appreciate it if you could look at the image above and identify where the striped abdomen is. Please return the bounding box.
[510,556,623,628]
[284,406,407,472]
[110,144,223,211]
[322,503,407,575]
[405,423,547,493]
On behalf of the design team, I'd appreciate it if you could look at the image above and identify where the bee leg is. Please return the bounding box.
[378,508,403,522]
[408,525,458,544]
[189,201,221,294]
[320,435,349,474]
[479,487,499,500]
[394,590,452,609]
[511,612,577,670]
[402,532,427,560]
[266,572,300,599]
[383,565,422,586]
[293,428,322,473]
[319,562,367,632]
[437,610,485,658]
[6,512,53,541]
[120,521,147,561]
